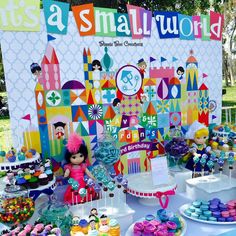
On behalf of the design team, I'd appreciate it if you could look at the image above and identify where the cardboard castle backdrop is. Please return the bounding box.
[0,6,223,175]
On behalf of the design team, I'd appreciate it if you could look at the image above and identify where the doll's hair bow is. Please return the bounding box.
[67,133,84,154]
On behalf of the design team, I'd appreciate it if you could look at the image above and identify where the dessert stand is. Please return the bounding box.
[126,172,177,206]
[0,152,41,171]
[186,174,236,203]
[69,188,135,231]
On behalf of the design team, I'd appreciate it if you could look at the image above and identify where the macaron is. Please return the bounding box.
[209,205,218,211]
[192,201,201,208]
[200,205,209,211]
[218,217,226,222]
[203,211,212,217]
[133,222,144,232]
[208,217,217,222]
[184,209,192,216]
[212,211,221,218]
[166,221,177,230]
[201,201,210,206]
[211,198,221,205]
[221,211,230,218]
[199,215,207,221]
[219,203,228,211]
[226,217,234,222]
[227,201,235,209]
[189,206,196,212]
[191,213,199,219]
[229,209,236,216]
[145,214,155,221]
[195,209,202,215]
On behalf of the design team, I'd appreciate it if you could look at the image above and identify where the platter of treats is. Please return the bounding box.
[126,209,186,236]
[70,208,121,236]
[179,198,236,225]
[0,223,61,236]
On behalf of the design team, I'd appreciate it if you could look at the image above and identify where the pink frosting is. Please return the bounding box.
[142,220,150,226]
[154,230,169,236]
[133,232,142,236]
[158,224,168,231]
[133,222,144,232]
[150,219,161,227]
[18,230,27,236]
[168,233,175,236]
[221,211,230,217]
[24,225,33,232]
[144,223,156,233]
[166,221,177,230]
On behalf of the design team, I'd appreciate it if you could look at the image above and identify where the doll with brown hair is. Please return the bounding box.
[64,133,95,204]
[185,121,211,174]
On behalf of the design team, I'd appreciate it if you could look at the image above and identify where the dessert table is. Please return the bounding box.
[1,184,236,236]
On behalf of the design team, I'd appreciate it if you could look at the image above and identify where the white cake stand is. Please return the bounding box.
[126,172,177,206]
[0,152,41,171]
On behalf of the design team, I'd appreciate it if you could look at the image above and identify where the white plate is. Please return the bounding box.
[179,203,236,225]
[125,216,187,236]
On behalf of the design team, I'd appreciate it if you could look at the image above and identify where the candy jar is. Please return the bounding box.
[0,183,34,226]
[165,137,189,172]
[38,199,72,235]
[93,131,120,172]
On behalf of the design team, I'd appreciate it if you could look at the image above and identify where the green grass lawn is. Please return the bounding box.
[222,86,236,123]
[0,86,235,150]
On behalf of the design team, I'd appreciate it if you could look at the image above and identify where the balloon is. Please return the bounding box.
[200,158,206,166]
[193,156,199,164]
[79,188,87,198]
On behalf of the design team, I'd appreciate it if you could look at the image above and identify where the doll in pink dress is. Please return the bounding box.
[64,133,96,204]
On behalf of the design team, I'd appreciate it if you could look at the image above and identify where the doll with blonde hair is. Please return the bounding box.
[185,121,211,173]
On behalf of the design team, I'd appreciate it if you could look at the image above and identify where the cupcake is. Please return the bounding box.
[17,151,26,161]
[79,219,88,234]
[21,146,27,153]
[38,173,48,185]
[16,177,27,187]
[6,150,16,162]
[25,151,33,158]
[108,219,120,236]
[28,176,39,189]
[45,169,53,181]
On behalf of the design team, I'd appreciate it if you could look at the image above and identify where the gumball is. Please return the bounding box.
[28,149,36,155]
[6,151,16,162]
[25,151,33,159]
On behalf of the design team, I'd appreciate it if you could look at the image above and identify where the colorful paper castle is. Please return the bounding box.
[32,44,209,175]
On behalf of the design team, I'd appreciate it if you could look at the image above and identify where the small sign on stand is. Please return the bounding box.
[151,155,169,186]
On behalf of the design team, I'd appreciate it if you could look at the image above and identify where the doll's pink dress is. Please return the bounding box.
[64,163,95,204]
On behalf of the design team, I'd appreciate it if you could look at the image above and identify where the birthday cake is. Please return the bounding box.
[211,125,236,152]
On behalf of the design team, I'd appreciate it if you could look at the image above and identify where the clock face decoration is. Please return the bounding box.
[115,65,143,96]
